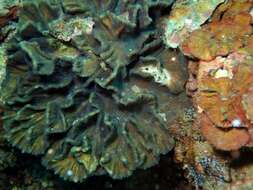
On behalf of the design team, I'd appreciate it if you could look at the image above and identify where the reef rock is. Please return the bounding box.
[183,0,253,151]
[162,0,225,48]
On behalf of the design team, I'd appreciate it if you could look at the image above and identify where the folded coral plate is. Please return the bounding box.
[0,0,191,182]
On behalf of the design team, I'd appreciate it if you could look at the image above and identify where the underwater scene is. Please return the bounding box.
[0,0,253,189]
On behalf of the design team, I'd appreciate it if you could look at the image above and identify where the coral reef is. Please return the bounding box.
[0,0,191,183]
[2,0,253,189]
[0,133,16,171]
[162,0,225,48]
[0,0,19,43]
[160,1,253,189]
[0,0,19,26]
[171,107,253,190]
[181,11,252,61]
[182,0,253,151]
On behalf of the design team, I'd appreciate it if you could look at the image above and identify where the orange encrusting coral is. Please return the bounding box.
[182,0,253,151]
[242,87,253,124]
[181,13,252,61]
[212,0,253,22]
[201,114,250,151]
[195,52,253,151]
[197,54,253,128]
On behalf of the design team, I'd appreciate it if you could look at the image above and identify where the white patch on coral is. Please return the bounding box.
[250,8,253,18]
[47,148,54,155]
[131,85,141,93]
[73,27,82,36]
[171,56,177,62]
[72,17,94,37]
[119,11,130,22]
[50,17,95,42]
[231,118,242,128]
[197,106,203,113]
[198,54,242,80]
[185,18,193,26]
[84,17,95,34]
[66,170,73,177]
[214,69,229,78]
[139,65,172,88]
[158,112,167,122]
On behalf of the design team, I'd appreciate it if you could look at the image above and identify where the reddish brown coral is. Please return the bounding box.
[197,53,253,127]
[212,0,253,22]
[242,87,253,123]
[201,114,250,151]
[185,61,198,97]
[181,0,253,151]
[181,12,252,61]
[196,52,253,150]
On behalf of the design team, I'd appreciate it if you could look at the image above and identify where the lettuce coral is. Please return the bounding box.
[0,0,190,182]
[0,0,19,28]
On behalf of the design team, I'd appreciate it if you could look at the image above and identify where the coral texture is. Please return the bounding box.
[182,12,252,61]
[0,0,19,27]
[0,0,190,182]
[162,0,225,48]
[182,0,253,151]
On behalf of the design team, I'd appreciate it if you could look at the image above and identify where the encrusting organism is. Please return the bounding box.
[182,0,253,151]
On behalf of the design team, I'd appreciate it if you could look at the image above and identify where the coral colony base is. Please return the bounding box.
[1,0,253,189]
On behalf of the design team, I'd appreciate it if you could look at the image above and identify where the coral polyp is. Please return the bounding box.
[0,0,190,182]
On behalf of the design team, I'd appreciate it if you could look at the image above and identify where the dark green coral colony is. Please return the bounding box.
[0,0,189,182]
